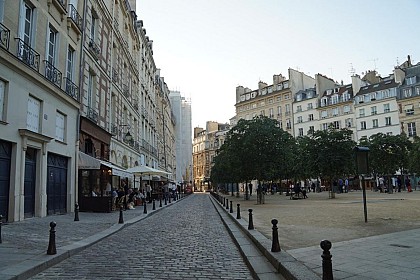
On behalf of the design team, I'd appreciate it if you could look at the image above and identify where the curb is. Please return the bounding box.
[210,194,321,280]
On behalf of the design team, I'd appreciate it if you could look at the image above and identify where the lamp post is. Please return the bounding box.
[354,146,370,223]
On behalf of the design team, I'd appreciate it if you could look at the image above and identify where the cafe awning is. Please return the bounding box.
[78,151,100,169]
[99,160,133,179]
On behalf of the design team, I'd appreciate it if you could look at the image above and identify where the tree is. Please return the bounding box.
[408,136,420,175]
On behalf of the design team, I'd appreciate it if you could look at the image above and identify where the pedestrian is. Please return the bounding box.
[338,178,343,193]
[406,178,412,192]
[344,178,349,193]
[397,177,402,192]
[311,181,316,193]
[146,184,152,203]
[379,177,385,193]
[249,183,253,196]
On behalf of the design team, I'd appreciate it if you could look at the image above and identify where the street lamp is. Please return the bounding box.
[354,146,370,223]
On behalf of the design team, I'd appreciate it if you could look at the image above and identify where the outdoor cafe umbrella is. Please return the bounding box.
[125,165,171,190]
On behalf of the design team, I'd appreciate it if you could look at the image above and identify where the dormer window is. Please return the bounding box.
[407,76,417,85]
[371,93,376,101]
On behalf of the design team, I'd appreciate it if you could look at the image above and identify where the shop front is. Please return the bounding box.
[78,151,132,212]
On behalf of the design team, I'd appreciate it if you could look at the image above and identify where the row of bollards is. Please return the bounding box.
[0,215,2,244]
[211,192,334,280]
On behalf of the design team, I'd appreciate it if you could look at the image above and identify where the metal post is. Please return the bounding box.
[0,215,2,244]
[236,204,241,219]
[320,240,334,280]
[119,205,124,224]
[159,197,162,207]
[230,201,233,213]
[165,195,167,205]
[248,209,254,230]
[271,219,281,252]
[47,221,57,255]
[226,199,229,210]
[143,199,147,214]
[152,199,156,210]
[361,175,368,223]
[74,203,79,221]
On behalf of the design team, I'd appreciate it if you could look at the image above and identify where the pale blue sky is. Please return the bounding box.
[136,0,420,128]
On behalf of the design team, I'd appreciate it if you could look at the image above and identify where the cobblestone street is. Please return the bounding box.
[30,194,255,280]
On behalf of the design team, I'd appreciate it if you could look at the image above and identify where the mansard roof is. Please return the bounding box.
[355,79,398,96]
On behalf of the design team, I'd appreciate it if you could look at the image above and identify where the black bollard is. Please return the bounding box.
[118,205,124,224]
[226,199,229,210]
[152,199,156,210]
[320,240,334,280]
[0,215,2,244]
[236,204,241,219]
[271,219,281,252]
[248,209,254,230]
[74,203,79,221]
[47,221,57,255]
[159,197,162,207]
[223,197,225,207]
[165,195,167,205]
[143,199,148,214]
[230,201,233,213]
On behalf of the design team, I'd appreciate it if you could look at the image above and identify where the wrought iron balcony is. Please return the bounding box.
[15,38,40,71]
[122,84,130,98]
[88,39,101,60]
[110,123,118,136]
[0,23,10,50]
[44,60,62,88]
[64,77,79,101]
[112,68,119,84]
[68,4,82,32]
[86,106,98,123]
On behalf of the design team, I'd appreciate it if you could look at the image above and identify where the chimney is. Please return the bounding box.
[258,81,268,90]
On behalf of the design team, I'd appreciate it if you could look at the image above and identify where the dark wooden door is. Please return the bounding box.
[24,148,37,218]
[0,141,11,221]
[47,153,68,215]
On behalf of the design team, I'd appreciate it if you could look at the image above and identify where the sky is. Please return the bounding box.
[136,0,420,129]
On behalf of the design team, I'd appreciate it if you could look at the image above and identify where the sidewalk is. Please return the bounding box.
[216,190,420,279]
[0,198,178,280]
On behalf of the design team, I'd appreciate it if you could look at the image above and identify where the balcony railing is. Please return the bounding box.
[112,68,119,84]
[44,60,62,88]
[0,23,10,50]
[86,106,98,123]
[68,4,83,32]
[122,84,130,98]
[51,0,67,14]
[15,38,40,71]
[110,123,118,136]
[64,77,79,101]
[88,39,101,60]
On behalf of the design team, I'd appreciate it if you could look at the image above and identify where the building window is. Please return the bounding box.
[66,46,75,81]
[361,121,366,130]
[91,10,98,41]
[285,104,290,115]
[405,104,414,115]
[371,106,377,115]
[47,24,58,65]
[359,108,365,117]
[286,119,291,129]
[277,106,281,116]
[321,110,327,119]
[408,122,417,137]
[406,76,416,85]
[307,103,313,109]
[332,108,339,116]
[298,128,304,136]
[260,110,265,116]
[403,88,412,98]
[322,123,328,131]
[296,105,302,112]
[372,119,378,128]
[332,121,340,129]
[416,86,420,96]
[55,111,65,142]
[343,105,350,114]
[385,117,391,126]
[383,103,390,113]
[308,126,314,134]
[297,116,303,123]
[332,95,339,104]
[308,114,314,121]
[20,1,35,46]
[27,95,41,133]
[284,94,290,100]
[345,118,352,128]
[87,72,95,107]
[269,108,274,118]
[0,80,5,121]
